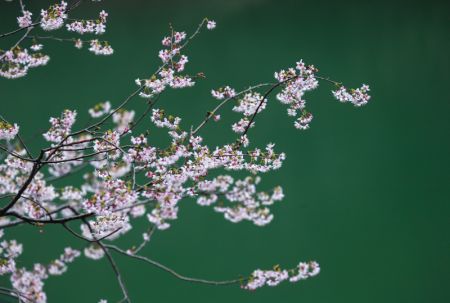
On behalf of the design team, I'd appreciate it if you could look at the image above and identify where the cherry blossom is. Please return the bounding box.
[17,10,32,28]
[243,261,320,290]
[30,44,44,51]
[0,47,50,79]
[40,1,68,31]
[1,2,116,79]
[207,20,217,30]
[66,10,108,35]
[294,111,313,130]
[0,11,372,303]
[211,86,236,100]
[0,237,22,275]
[84,244,105,260]
[9,245,79,302]
[43,110,77,143]
[74,39,83,49]
[89,40,114,55]
[0,121,19,141]
[89,101,112,118]
[332,84,371,107]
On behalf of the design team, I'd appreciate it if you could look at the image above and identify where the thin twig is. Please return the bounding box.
[191,83,273,136]
[105,244,244,286]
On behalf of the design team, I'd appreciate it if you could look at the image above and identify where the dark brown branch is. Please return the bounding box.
[62,223,122,243]
[0,145,34,163]
[0,150,44,215]
[101,245,131,303]
[241,76,299,138]
[191,83,273,136]
[41,148,116,164]
[105,244,244,286]
[5,210,91,225]
[0,0,84,39]
[0,114,33,159]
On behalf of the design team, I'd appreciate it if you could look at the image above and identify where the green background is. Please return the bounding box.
[1,0,449,302]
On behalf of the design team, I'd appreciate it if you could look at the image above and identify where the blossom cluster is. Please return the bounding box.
[31,43,44,51]
[151,109,181,130]
[0,47,50,79]
[135,26,198,99]
[0,120,20,141]
[40,1,68,31]
[12,246,79,303]
[1,1,114,79]
[84,244,105,260]
[274,60,318,130]
[198,175,284,226]
[93,130,121,159]
[243,261,320,290]
[211,86,237,100]
[89,40,114,56]
[43,109,77,142]
[0,231,23,275]
[89,101,112,118]
[233,92,267,117]
[17,10,33,28]
[81,214,131,240]
[0,151,61,220]
[66,10,108,35]
[48,247,81,275]
[112,109,135,134]
[138,129,285,230]
[82,173,138,216]
[1,230,80,302]
[275,60,371,130]
[332,84,371,107]
[0,16,372,303]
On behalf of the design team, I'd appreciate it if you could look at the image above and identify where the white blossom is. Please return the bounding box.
[66,10,108,35]
[31,44,44,51]
[0,14,372,301]
[332,84,371,107]
[43,110,77,143]
[40,1,68,31]
[84,245,105,260]
[17,10,32,28]
[89,101,112,118]
[206,20,216,30]
[0,121,19,141]
[243,261,320,290]
[89,40,114,55]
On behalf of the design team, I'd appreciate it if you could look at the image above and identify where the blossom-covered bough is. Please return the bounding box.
[0,1,371,302]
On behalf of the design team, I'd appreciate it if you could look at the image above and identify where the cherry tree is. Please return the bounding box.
[0,1,370,302]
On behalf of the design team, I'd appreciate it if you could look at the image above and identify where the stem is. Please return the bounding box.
[105,244,244,286]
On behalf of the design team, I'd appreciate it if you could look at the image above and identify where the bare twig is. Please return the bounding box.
[105,244,244,286]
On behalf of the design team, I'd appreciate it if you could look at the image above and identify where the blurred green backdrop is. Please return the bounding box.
[1,0,449,302]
